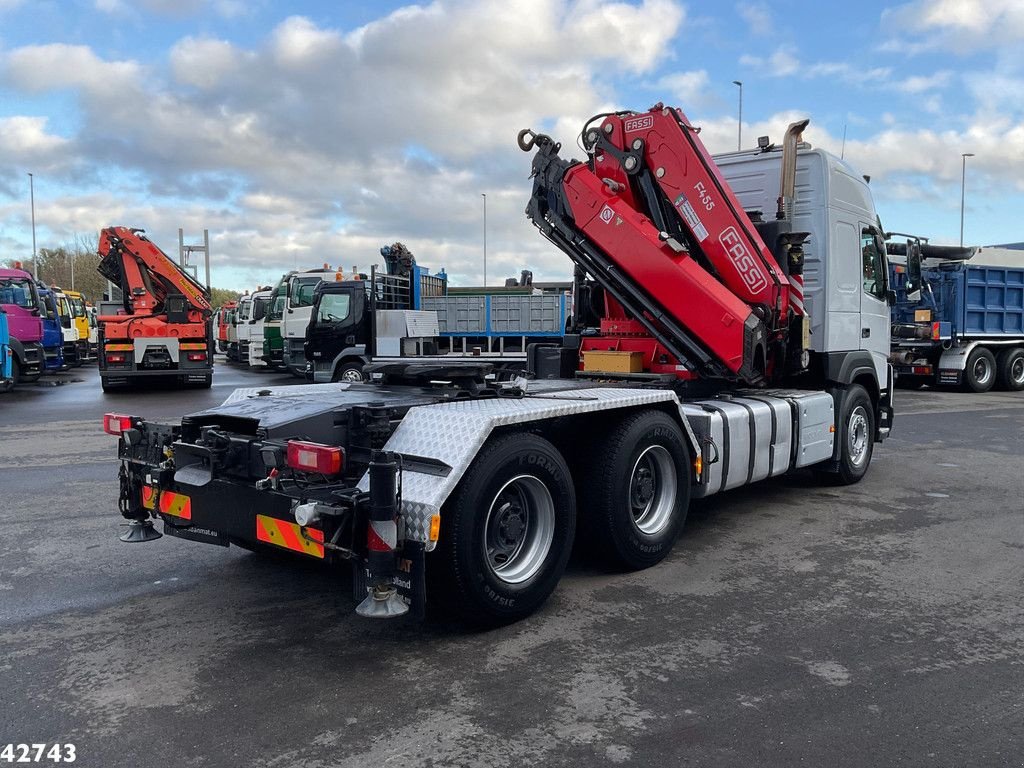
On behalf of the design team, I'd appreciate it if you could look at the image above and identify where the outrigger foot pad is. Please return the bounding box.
[356,585,409,619]
[120,519,162,543]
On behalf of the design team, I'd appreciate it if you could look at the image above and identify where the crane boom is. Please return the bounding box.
[521,104,808,385]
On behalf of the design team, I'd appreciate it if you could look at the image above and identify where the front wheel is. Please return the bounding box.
[332,361,366,383]
[432,432,575,625]
[832,384,874,485]
[580,410,691,570]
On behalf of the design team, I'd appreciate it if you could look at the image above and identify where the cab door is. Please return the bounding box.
[858,225,891,384]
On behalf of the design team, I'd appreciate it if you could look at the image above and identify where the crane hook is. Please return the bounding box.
[517,129,538,152]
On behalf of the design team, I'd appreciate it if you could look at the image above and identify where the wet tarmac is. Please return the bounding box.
[1,362,1022,766]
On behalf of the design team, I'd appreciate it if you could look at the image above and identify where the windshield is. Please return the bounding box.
[237,300,251,321]
[71,297,87,318]
[252,296,270,321]
[317,292,352,323]
[267,280,287,321]
[290,277,322,308]
[0,277,36,309]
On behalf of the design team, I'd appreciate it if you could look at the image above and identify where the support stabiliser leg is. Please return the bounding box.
[117,464,162,543]
[356,451,409,618]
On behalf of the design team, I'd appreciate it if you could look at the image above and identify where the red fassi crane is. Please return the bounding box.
[520,104,809,386]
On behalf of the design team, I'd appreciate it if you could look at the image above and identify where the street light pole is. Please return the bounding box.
[732,80,743,151]
[960,152,974,247]
[28,172,37,280]
[481,192,487,286]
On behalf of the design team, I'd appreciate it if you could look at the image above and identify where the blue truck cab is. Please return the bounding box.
[0,306,13,391]
[889,236,1024,392]
[35,285,68,373]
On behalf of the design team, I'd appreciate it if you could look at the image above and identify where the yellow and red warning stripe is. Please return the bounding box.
[158,489,192,520]
[255,514,324,558]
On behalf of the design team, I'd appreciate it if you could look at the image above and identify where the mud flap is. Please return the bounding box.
[163,521,229,547]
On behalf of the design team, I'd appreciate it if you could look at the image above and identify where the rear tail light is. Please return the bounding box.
[187,352,207,361]
[286,440,344,475]
[103,413,134,435]
[106,353,127,363]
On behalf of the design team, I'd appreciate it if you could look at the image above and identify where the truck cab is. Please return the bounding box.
[238,288,272,367]
[304,280,370,382]
[0,307,13,391]
[35,285,68,372]
[52,289,82,367]
[716,145,894,419]
[280,268,333,377]
[0,266,45,383]
[262,279,287,369]
[64,289,93,362]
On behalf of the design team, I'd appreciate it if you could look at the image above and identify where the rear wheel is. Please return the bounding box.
[580,410,691,571]
[432,432,575,624]
[996,347,1024,391]
[963,347,996,393]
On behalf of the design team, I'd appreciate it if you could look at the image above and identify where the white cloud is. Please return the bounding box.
[737,2,772,36]
[655,70,710,106]
[740,46,890,83]
[170,37,246,89]
[893,71,953,93]
[882,0,1024,51]
[3,44,143,93]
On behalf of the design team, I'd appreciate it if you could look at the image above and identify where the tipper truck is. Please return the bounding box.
[888,237,1024,392]
[106,104,893,624]
[96,227,215,391]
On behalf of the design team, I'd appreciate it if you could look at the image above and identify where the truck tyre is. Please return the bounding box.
[996,347,1024,391]
[832,384,874,485]
[963,347,996,393]
[332,361,366,383]
[433,432,575,624]
[580,410,691,571]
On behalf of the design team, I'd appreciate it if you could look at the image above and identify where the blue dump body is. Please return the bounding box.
[0,307,12,387]
[36,287,66,372]
[892,261,1024,339]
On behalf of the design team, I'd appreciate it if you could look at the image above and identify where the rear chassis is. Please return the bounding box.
[115,387,436,616]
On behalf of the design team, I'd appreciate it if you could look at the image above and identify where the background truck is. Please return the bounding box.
[273,266,338,377]
[63,289,94,363]
[107,104,892,625]
[0,306,13,392]
[35,285,68,373]
[53,289,82,367]
[237,288,272,367]
[96,227,214,391]
[0,264,45,384]
[215,302,236,355]
[306,243,567,383]
[889,237,1024,392]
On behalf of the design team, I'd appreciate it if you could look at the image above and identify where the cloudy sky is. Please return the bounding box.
[1,0,1022,290]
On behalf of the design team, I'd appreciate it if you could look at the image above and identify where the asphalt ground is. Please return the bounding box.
[1,362,1022,767]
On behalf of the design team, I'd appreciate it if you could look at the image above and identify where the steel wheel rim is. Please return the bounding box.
[483,475,555,585]
[848,405,870,468]
[1011,355,1024,385]
[974,355,992,386]
[339,367,364,383]
[629,445,677,535]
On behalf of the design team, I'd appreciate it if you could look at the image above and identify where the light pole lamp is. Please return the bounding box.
[732,80,743,151]
[960,152,974,247]
[481,192,487,286]
[28,172,37,280]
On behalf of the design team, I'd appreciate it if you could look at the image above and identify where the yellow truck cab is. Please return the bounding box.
[63,290,94,362]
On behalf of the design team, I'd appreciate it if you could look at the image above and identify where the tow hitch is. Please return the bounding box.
[117,463,162,543]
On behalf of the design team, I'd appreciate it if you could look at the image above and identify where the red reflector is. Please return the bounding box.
[931,322,940,340]
[187,352,207,361]
[106,353,127,363]
[286,440,344,475]
[103,413,133,435]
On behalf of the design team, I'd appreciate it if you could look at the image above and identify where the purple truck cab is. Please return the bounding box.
[0,265,45,382]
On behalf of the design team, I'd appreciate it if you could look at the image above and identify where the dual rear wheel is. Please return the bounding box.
[433,411,691,624]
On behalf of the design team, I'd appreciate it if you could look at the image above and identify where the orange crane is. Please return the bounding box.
[96,227,214,391]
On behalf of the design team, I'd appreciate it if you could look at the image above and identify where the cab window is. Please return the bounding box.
[290,278,321,308]
[861,228,887,300]
[71,297,87,318]
[252,297,269,321]
[317,293,352,323]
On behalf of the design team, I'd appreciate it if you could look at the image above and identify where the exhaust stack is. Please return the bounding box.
[777,119,810,221]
